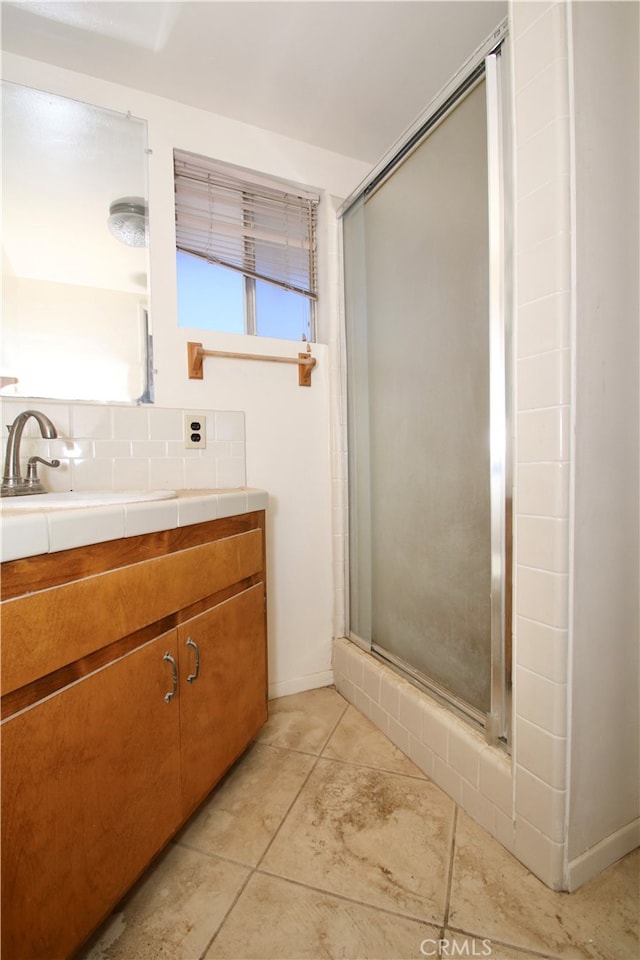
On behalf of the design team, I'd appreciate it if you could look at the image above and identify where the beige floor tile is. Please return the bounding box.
[256,687,348,754]
[260,757,455,924]
[175,741,315,865]
[449,811,640,960]
[443,930,555,958]
[323,704,427,778]
[78,844,250,960]
[206,872,442,960]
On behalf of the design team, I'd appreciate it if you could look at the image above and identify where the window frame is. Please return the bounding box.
[174,151,319,342]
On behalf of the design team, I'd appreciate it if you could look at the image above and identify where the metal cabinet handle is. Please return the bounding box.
[163,651,178,702]
[186,637,200,683]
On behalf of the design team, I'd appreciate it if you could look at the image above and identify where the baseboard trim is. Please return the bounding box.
[268,669,334,700]
[566,818,640,890]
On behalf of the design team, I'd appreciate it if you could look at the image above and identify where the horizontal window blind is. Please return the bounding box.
[174,150,319,300]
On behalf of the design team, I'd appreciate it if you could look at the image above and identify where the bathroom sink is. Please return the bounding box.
[0,490,178,512]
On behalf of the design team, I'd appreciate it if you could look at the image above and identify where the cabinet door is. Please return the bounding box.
[178,583,267,816]
[1,632,182,960]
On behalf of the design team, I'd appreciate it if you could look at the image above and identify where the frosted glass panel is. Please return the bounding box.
[346,80,491,714]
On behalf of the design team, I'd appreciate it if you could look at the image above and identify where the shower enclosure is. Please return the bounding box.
[341,25,511,740]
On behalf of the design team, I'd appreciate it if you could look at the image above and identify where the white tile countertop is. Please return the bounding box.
[0,488,268,563]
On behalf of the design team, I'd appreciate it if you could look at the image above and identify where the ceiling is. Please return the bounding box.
[1,0,507,163]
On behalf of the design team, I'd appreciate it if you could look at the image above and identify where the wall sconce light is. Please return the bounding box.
[107,197,148,247]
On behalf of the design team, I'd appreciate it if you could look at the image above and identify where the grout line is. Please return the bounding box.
[254,866,445,930]
[316,753,430,782]
[197,865,254,960]
[200,700,349,959]
[441,804,458,939]
[446,924,566,960]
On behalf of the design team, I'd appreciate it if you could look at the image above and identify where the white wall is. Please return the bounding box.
[1,52,370,699]
[568,0,640,881]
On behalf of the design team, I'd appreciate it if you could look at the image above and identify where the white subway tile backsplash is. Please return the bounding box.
[184,457,217,488]
[71,458,113,490]
[148,407,184,440]
[112,406,149,442]
[1,400,247,496]
[131,441,168,458]
[148,458,185,491]
[215,457,246,489]
[93,440,132,459]
[70,404,112,440]
[112,458,150,490]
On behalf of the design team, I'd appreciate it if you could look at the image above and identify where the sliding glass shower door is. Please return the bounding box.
[343,45,510,732]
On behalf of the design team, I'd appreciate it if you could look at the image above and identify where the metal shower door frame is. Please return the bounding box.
[341,21,512,746]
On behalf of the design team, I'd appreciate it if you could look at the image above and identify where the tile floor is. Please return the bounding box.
[80,687,639,960]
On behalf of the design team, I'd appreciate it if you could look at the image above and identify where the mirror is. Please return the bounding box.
[1,82,152,403]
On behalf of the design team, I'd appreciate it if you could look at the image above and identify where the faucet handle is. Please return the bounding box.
[25,456,61,491]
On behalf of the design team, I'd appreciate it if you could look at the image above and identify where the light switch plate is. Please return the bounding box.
[184,413,206,449]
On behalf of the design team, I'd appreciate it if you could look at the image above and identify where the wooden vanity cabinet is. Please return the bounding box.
[178,583,267,816]
[0,512,267,960]
[1,630,183,960]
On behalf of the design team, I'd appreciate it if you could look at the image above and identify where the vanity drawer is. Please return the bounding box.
[1,528,263,696]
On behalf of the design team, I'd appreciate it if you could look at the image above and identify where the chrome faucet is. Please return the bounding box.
[2,410,61,497]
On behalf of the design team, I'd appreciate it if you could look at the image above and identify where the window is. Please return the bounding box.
[174,151,319,341]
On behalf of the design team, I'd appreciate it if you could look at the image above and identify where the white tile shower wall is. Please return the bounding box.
[0,398,246,492]
[510,0,573,888]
